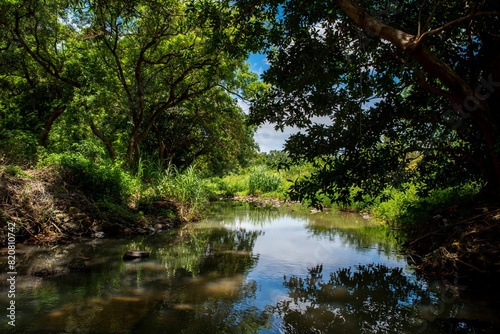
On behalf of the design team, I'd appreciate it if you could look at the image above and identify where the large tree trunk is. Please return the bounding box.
[39,106,65,147]
[89,119,116,160]
[126,129,141,164]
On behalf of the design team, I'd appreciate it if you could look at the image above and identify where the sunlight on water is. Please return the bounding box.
[1,201,499,333]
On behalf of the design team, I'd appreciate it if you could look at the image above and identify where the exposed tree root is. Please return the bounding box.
[404,200,500,287]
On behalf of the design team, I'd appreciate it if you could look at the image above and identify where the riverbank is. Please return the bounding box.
[2,164,499,288]
[401,197,500,286]
[231,195,300,208]
[0,166,181,246]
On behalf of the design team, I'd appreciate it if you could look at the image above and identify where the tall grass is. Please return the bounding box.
[248,165,282,195]
[157,165,209,220]
[207,165,284,197]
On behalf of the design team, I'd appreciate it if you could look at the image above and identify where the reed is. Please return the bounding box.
[157,165,209,221]
[248,165,282,195]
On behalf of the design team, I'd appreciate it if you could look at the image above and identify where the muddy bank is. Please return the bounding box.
[0,167,181,246]
[403,199,500,287]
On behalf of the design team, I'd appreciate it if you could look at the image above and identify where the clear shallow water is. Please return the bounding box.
[1,201,499,333]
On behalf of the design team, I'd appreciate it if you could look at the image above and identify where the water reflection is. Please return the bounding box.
[2,223,270,333]
[2,202,499,333]
[271,264,498,333]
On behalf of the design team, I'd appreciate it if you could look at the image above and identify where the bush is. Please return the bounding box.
[209,175,249,196]
[372,185,420,223]
[42,153,137,203]
[157,165,209,220]
[248,165,282,195]
[0,130,38,166]
[371,183,480,224]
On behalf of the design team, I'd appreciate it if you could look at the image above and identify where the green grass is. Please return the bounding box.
[370,183,481,225]
[156,165,209,221]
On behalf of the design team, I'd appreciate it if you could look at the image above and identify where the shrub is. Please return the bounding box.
[248,165,282,195]
[372,185,420,223]
[371,183,480,224]
[43,153,137,203]
[0,130,38,166]
[209,174,249,196]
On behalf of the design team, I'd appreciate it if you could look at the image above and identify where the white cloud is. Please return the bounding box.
[254,123,297,152]
[254,115,332,153]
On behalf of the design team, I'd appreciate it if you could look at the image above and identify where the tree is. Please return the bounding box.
[0,0,76,163]
[143,86,258,175]
[242,0,500,203]
[1,0,264,167]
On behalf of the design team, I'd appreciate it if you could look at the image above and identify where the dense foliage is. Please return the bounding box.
[241,0,500,204]
[0,0,263,174]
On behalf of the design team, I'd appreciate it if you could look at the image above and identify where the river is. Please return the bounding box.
[1,201,499,333]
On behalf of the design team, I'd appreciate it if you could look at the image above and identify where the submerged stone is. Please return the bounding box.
[123,250,150,261]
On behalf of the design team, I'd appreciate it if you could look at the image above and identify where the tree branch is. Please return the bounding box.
[13,11,81,88]
[417,10,500,45]
[421,0,441,35]
[89,118,116,160]
[39,106,65,147]
[333,0,489,109]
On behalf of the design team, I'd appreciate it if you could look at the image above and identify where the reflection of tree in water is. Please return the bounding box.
[199,228,263,275]
[22,226,269,333]
[134,225,272,333]
[207,201,299,227]
[157,226,262,276]
[273,264,496,334]
[305,223,400,257]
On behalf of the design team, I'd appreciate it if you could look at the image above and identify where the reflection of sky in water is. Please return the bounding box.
[4,203,499,334]
[211,212,407,312]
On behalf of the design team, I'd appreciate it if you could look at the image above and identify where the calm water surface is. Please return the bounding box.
[1,202,499,333]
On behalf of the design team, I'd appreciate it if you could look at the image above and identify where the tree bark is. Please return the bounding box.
[89,119,116,160]
[39,106,65,147]
[126,131,141,164]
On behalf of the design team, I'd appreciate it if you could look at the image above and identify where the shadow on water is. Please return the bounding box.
[1,201,499,333]
[270,264,500,334]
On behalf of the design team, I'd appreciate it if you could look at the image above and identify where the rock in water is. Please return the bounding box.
[123,250,150,261]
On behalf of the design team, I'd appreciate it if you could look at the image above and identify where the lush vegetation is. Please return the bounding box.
[0,0,267,227]
[1,0,499,282]
[241,0,500,206]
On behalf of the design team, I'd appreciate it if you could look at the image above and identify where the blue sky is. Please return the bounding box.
[245,53,302,153]
[245,53,334,153]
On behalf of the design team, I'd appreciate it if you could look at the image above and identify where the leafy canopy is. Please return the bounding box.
[242,0,500,204]
[0,0,266,173]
